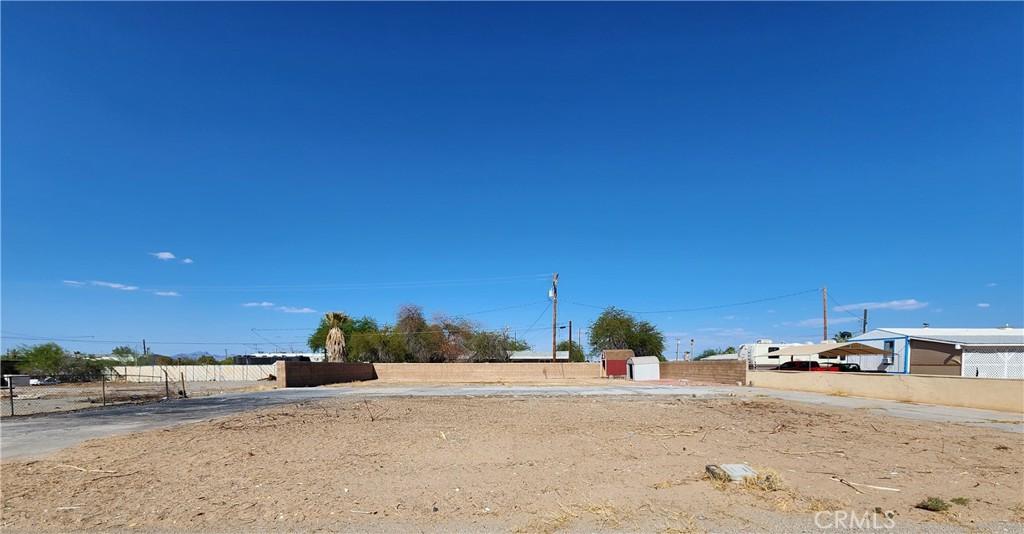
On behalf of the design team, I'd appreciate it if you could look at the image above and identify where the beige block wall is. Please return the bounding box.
[748,371,1024,413]
[660,360,747,385]
[373,363,602,382]
[110,365,277,382]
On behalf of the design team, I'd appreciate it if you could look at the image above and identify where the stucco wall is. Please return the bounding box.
[275,361,377,387]
[748,371,1024,413]
[373,363,602,382]
[660,360,747,385]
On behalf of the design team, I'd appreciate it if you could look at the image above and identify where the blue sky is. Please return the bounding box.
[2,2,1021,356]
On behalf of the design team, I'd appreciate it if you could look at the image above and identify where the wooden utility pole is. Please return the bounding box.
[675,339,680,361]
[862,309,868,334]
[551,273,559,361]
[567,320,572,360]
[822,287,829,342]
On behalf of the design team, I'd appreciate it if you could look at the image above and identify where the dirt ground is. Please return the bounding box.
[0,381,274,417]
[1,394,1021,532]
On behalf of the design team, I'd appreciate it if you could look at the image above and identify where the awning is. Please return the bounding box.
[767,342,888,358]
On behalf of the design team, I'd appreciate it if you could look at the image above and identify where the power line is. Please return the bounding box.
[524,301,552,335]
[827,293,866,321]
[566,288,820,314]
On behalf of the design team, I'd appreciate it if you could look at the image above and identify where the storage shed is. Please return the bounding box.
[627,356,661,381]
[602,349,634,377]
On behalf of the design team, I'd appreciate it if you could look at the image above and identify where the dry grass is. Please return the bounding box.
[742,468,784,492]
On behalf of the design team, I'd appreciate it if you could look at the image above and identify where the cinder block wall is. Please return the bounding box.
[275,361,377,387]
[373,363,602,382]
[660,360,747,385]
[748,371,1024,413]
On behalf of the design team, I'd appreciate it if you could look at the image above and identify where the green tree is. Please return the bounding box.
[833,331,853,343]
[467,331,529,362]
[21,343,68,375]
[111,345,138,365]
[556,340,586,362]
[196,355,218,365]
[308,314,379,358]
[588,307,665,358]
[347,326,408,363]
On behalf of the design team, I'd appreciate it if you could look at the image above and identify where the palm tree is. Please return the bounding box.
[832,331,853,343]
[324,312,347,362]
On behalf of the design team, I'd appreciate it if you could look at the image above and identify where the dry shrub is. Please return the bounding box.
[743,468,784,492]
[808,498,843,512]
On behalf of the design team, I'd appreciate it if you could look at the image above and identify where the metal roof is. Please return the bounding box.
[854,328,1024,346]
[766,342,888,358]
[627,356,662,365]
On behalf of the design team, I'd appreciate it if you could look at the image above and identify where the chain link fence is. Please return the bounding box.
[1,371,184,417]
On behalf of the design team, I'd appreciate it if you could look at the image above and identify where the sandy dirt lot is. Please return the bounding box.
[1,394,1021,532]
[1,381,274,417]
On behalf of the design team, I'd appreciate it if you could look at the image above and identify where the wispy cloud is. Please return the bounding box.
[833,299,927,312]
[986,282,998,288]
[279,306,316,314]
[181,258,194,264]
[789,316,859,328]
[150,252,176,261]
[977,303,990,309]
[91,280,139,291]
[62,280,85,287]
[242,301,276,308]
[154,291,181,297]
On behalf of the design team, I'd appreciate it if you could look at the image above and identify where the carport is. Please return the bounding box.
[767,342,888,371]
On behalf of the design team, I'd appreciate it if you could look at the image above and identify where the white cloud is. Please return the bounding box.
[977,303,990,308]
[154,291,181,297]
[790,316,859,328]
[833,299,928,312]
[150,252,176,261]
[986,282,998,287]
[181,258,194,264]
[278,306,316,314]
[91,280,139,291]
[242,301,276,308]
[62,280,85,287]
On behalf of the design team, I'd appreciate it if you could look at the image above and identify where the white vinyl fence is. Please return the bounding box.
[109,365,277,383]
[961,347,1024,379]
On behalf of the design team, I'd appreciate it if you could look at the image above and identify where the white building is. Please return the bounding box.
[738,339,814,369]
[852,327,1024,378]
[627,356,661,381]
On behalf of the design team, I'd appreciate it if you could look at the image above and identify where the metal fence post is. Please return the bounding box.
[163,370,170,399]
[101,372,107,406]
[180,371,187,399]
[8,381,14,416]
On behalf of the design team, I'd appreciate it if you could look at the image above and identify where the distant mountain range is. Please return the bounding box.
[171,351,218,359]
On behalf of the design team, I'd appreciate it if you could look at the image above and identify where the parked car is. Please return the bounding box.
[834,363,861,372]
[776,361,841,372]
[29,377,60,386]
